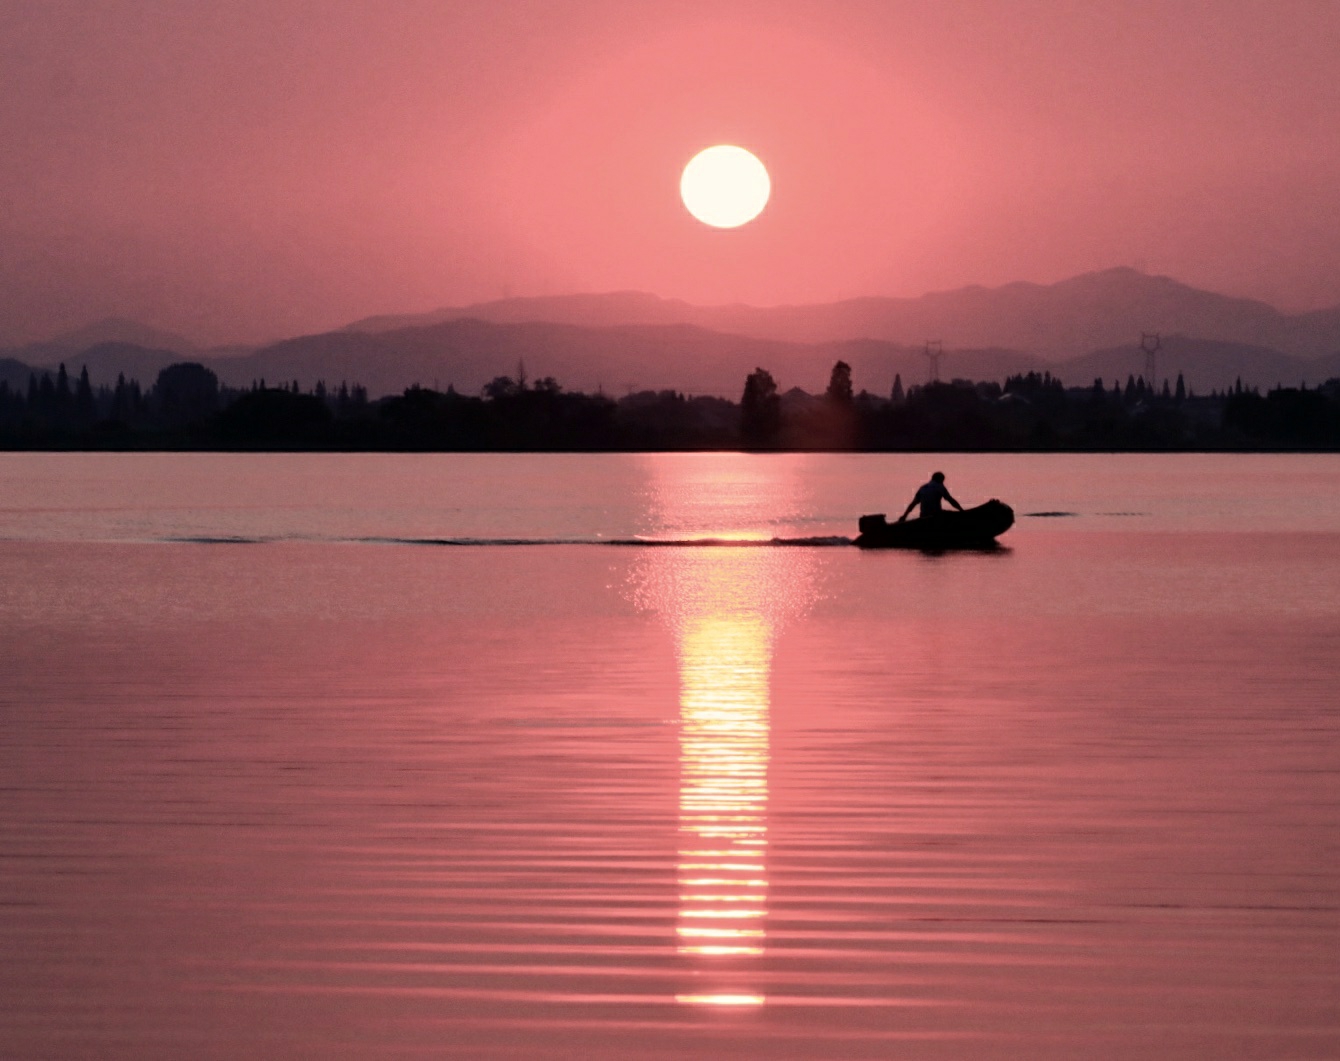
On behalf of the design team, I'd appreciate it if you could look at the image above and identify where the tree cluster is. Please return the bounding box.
[2,359,1339,451]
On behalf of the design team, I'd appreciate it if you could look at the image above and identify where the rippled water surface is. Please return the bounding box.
[2,453,1338,1058]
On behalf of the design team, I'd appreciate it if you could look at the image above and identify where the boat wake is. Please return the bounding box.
[360,535,856,548]
[164,536,273,544]
[164,534,856,548]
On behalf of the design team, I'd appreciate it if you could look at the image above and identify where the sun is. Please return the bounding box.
[680,145,770,229]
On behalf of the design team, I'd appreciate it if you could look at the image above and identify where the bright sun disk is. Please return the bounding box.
[680,145,770,229]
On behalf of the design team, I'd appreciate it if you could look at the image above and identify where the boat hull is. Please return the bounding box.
[855,500,1015,550]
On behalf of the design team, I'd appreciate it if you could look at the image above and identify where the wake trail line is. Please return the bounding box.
[356,535,856,548]
[160,534,856,548]
[164,535,274,544]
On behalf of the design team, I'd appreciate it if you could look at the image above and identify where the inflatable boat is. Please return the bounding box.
[855,500,1015,550]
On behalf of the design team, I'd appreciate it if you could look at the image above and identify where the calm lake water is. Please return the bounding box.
[2,453,1338,1059]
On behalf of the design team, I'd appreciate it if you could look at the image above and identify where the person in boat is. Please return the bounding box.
[898,471,964,522]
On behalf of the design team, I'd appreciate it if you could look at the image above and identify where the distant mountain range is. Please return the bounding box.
[208,321,1044,399]
[1065,335,1340,394]
[4,269,1339,398]
[348,268,1340,361]
[9,318,199,366]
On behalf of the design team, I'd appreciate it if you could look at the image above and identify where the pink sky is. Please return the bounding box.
[0,0,1337,344]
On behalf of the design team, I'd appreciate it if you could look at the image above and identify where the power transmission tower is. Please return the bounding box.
[1140,333,1161,390]
[924,340,943,383]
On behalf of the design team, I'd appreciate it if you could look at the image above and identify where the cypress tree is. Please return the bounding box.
[740,367,781,446]
[825,361,853,404]
[53,363,72,424]
[76,365,96,423]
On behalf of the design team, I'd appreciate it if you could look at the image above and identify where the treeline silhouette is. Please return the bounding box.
[3,359,1339,451]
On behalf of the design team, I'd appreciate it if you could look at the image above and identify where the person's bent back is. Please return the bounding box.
[899,471,964,522]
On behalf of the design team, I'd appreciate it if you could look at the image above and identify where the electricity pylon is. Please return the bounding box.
[1140,333,1161,390]
[924,340,943,383]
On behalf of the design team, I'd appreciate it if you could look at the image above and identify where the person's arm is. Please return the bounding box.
[944,489,964,512]
[898,496,918,522]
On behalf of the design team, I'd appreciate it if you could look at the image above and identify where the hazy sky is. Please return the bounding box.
[1,0,1337,344]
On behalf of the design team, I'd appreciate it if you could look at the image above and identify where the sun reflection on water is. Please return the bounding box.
[677,615,771,964]
[627,454,821,1010]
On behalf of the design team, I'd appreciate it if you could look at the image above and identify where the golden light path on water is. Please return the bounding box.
[676,615,770,980]
[629,454,819,1009]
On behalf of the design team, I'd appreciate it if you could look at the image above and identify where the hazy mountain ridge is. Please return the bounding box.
[343,291,701,335]
[61,343,184,384]
[344,268,1340,360]
[7,269,1340,399]
[8,318,1338,401]
[1062,336,1340,394]
[6,318,198,365]
[206,319,1044,399]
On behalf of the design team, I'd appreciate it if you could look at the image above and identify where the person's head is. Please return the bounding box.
[931,471,945,483]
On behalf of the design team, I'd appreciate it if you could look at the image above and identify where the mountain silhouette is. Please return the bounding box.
[346,268,1340,361]
[51,342,184,385]
[1060,336,1340,394]
[18,318,196,365]
[210,319,1043,399]
[8,269,1340,398]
